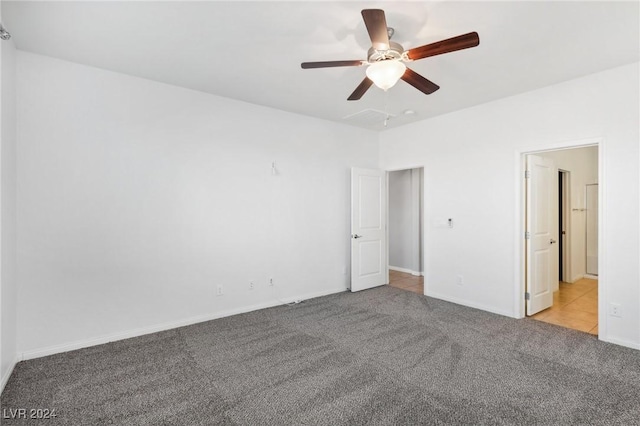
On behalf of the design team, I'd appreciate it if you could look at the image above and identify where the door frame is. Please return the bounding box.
[385,165,426,294]
[585,183,599,277]
[515,137,605,338]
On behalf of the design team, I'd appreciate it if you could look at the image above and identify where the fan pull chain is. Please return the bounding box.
[383,89,390,127]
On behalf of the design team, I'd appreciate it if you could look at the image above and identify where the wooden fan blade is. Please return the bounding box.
[362,9,390,51]
[407,32,479,61]
[401,68,440,95]
[301,60,365,69]
[347,77,374,101]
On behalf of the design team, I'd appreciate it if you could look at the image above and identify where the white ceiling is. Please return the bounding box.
[3,1,639,131]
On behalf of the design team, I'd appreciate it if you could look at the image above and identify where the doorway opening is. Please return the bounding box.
[387,168,424,295]
[524,145,599,335]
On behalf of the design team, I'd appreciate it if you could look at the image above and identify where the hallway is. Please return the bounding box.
[388,270,424,295]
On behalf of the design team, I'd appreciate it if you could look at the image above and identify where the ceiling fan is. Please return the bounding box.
[301,9,479,100]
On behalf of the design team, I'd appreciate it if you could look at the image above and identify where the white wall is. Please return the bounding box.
[0,3,18,391]
[16,52,379,357]
[8,53,640,360]
[379,63,640,349]
[538,146,598,283]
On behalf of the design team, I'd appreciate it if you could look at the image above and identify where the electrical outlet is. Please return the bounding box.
[249,281,254,290]
[269,278,274,286]
[609,303,622,317]
[456,275,464,286]
[216,285,224,296]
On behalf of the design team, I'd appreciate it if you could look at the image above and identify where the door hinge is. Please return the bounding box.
[524,170,531,179]
[525,292,530,301]
[525,231,530,240]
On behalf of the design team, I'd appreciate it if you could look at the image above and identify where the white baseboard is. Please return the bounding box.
[389,266,423,276]
[599,335,640,350]
[20,286,347,361]
[568,274,599,283]
[426,291,516,318]
[0,355,19,394]
[14,285,640,365]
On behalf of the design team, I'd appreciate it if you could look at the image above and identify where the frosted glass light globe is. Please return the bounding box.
[366,60,406,90]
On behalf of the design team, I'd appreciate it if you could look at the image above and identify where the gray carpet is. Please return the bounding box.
[2,286,640,425]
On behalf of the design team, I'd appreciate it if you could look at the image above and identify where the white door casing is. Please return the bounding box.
[586,184,599,276]
[526,155,556,315]
[351,168,387,292]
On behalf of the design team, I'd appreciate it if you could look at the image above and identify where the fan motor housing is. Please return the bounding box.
[367,41,404,62]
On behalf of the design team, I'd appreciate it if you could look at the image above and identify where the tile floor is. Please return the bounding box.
[388,269,424,294]
[531,278,598,335]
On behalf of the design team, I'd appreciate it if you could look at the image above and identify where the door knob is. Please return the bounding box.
[352,234,363,239]
[550,239,557,244]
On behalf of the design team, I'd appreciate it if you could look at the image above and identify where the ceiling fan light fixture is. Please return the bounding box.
[300,9,478,100]
[366,60,406,91]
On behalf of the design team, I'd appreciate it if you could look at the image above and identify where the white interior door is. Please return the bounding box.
[351,168,387,292]
[526,155,556,315]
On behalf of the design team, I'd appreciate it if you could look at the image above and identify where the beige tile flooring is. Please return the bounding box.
[531,278,598,335]
[388,269,424,294]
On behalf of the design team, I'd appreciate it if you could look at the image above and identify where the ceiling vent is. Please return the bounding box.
[343,109,395,126]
